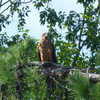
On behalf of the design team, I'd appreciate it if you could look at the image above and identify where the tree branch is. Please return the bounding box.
[0,0,32,15]
[72,0,88,67]
[0,4,11,15]
[25,61,100,83]
[78,0,87,50]
[0,0,10,7]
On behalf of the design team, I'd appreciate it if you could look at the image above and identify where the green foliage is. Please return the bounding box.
[95,50,100,67]
[0,15,11,31]
[33,0,52,10]
[40,8,65,29]
[22,67,48,100]
[68,69,100,99]
[68,70,89,100]
[0,0,30,32]
[1,0,100,99]
[0,36,43,99]
[89,82,100,99]
[0,32,29,53]
[0,52,18,99]
[8,36,38,65]
[77,0,96,6]
[0,35,38,84]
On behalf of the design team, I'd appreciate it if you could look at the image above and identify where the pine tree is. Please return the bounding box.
[68,69,100,100]
[0,36,48,99]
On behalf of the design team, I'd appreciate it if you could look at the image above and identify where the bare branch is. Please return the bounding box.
[0,0,10,7]
[82,73,100,83]
[0,4,11,15]
[25,61,100,83]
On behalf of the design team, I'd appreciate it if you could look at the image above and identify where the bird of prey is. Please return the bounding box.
[37,32,56,88]
[37,32,56,63]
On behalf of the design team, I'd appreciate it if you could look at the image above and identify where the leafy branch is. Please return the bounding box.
[0,0,32,15]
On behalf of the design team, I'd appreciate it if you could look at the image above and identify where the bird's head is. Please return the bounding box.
[42,32,49,38]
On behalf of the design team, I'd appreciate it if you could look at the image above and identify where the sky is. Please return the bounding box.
[1,0,85,39]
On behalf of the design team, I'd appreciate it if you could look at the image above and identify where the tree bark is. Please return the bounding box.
[26,61,100,83]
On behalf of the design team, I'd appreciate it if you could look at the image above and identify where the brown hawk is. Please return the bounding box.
[37,32,56,88]
[37,32,56,63]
